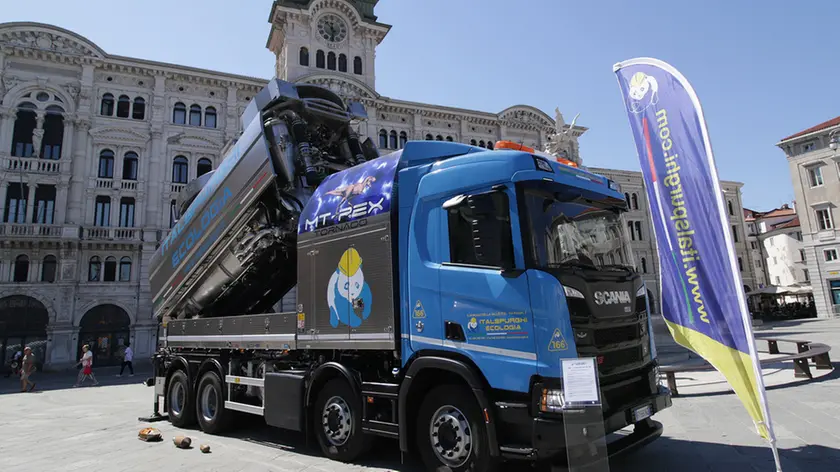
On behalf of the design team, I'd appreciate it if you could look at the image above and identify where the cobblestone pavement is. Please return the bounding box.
[0,318,838,471]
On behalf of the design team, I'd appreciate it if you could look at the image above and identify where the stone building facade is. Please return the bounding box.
[778,117,840,317]
[0,0,752,368]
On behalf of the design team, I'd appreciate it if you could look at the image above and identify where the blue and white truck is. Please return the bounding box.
[147,78,671,470]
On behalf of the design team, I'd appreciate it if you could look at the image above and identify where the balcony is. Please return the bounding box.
[95,178,140,191]
[96,178,114,189]
[83,226,142,241]
[0,223,66,238]
[3,155,61,174]
[121,180,138,191]
[170,183,186,194]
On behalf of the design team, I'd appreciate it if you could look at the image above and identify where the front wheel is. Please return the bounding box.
[312,378,372,462]
[416,385,498,472]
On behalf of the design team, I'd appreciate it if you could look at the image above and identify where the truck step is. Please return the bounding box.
[225,375,265,388]
[224,401,264,416]
[361,381,399,398]
[362,419,399,438]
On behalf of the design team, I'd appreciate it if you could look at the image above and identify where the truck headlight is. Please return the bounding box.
[563,285,585,299]
[540,388,565,413]
[636,285,646,297]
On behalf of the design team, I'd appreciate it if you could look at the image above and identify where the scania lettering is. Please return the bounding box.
[146,78,671,471]
[594,290,633,305]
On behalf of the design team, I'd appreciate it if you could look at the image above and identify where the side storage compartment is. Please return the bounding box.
[264,371,306,431]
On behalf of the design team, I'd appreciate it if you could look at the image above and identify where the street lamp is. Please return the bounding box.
[829,129,840,150]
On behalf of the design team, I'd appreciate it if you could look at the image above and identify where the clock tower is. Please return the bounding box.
[266,0,391,91]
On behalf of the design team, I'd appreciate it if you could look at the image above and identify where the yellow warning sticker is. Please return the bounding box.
[413,300,427,318]
[548,328,568,351]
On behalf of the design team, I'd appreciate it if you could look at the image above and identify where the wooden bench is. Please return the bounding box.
[660,338,832,396]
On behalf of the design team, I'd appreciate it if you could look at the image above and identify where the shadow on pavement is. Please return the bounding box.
[667,361,839,400]
[0,365,153,395]
[615,436,840,472]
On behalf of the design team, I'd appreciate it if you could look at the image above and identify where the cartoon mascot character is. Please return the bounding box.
[627,71,659,114]
[327,247,373,328]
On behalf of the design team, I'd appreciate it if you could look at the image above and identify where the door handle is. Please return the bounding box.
[445,321,466,342]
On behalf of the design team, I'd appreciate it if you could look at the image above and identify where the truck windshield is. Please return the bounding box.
[520,183,635,271]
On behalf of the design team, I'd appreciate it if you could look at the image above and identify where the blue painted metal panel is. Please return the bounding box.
[526,270,578,379]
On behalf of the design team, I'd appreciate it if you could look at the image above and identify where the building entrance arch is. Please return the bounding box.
[0,295,49,374]
[77,304,131,367]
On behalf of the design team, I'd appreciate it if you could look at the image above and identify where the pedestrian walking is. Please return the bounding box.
[117,343,134,377]
[19,347,36,392]
[74,344,98,387]
[4,349,22,378]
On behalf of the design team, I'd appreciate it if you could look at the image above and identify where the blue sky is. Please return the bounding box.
[3,0,837,210]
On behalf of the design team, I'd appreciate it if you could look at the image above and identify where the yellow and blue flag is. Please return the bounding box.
[613,58,775,440]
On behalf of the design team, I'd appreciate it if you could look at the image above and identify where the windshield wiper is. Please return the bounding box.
[598,264,633,273]
[546,261,598,270]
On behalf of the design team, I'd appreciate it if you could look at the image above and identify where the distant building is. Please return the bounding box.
[778,117,840,318]
[744,208,768,287]
[753,205,807,287]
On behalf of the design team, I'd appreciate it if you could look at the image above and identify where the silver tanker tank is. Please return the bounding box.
[150,79,378,322]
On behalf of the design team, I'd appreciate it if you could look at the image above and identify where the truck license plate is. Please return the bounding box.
[633,404,652,422]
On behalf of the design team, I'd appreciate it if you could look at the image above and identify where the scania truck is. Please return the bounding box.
[147,78,671,470]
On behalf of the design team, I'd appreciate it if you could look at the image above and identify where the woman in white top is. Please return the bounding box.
[73,344,99,387]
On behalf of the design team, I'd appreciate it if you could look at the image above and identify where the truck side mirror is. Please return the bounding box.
[466,192,515,270]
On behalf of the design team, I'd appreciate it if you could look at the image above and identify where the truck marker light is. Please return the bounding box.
[483,408,490,423]
[367,396,374,404]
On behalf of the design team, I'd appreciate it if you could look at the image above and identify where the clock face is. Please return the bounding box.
[317,14,348,43]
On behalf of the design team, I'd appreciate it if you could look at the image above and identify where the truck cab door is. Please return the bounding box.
[434,185,537,393]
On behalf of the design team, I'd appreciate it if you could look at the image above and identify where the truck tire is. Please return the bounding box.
[196,371,234,435]
[167,370,196,427]
[416,385,498,472]
[312,378,372,462]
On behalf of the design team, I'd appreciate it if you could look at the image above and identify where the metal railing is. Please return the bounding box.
[3,156,61,174]
[0,223,64,237]
[82,226,142,241]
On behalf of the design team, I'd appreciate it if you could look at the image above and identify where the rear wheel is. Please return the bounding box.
[312,378,372,462]
[196,371,234,434]
[416,385,497,472]
[167,370,196,427]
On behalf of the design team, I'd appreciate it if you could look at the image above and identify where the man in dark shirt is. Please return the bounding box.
[20,346,36,392]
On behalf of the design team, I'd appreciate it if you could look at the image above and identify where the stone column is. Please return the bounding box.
[145,131,164,228]
[61,113,75,165]
[55,182,69,225]
[0,106,17,148]
[25,182,36,223]
[66,119,90,225]
[0,183,8,221]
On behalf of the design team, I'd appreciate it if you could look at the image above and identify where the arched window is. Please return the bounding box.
[94,196,111,227]
[634,221,643,241]
[122,152,139,180]
[738,257,744,272]
[625,193,631,207]
[189,105,202,126]
[11,104,37,157]
[353,56,363,75]
[101,93,115,116]
[632,193,639,210]
[728,200,734,216]
[132,97,146,120]
[389,130,398,149]
[88,256,101,281]
[445,136,453,142]
[41,255,57,282]
[98,149,115,178]
[42,105,64,159]
[470,139,477,146]
[327,52,336,70]
[172,156,189,183]
[478,140,485,147]
[379,129,388,149]
[173,102,186,124]
[119,197,135,228]
[13,255,29,282]
[116,95,131,118]
[435,135,443,141]
[487,141,494,150]
[399,131,408,149]
[204,107,217,128]
[316,50,325,69]
[104,256,117,282]
[197,158,213,177]
[299,47,310,66]
[425,134,433,141]
[338,54,347,72]
[119,257,132,282]
[641,257,647,274]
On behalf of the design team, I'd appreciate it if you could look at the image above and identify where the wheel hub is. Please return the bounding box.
[430,406,472,467]
[170,382,185,416]
[200,384,218,422]
[322,396,352,446]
